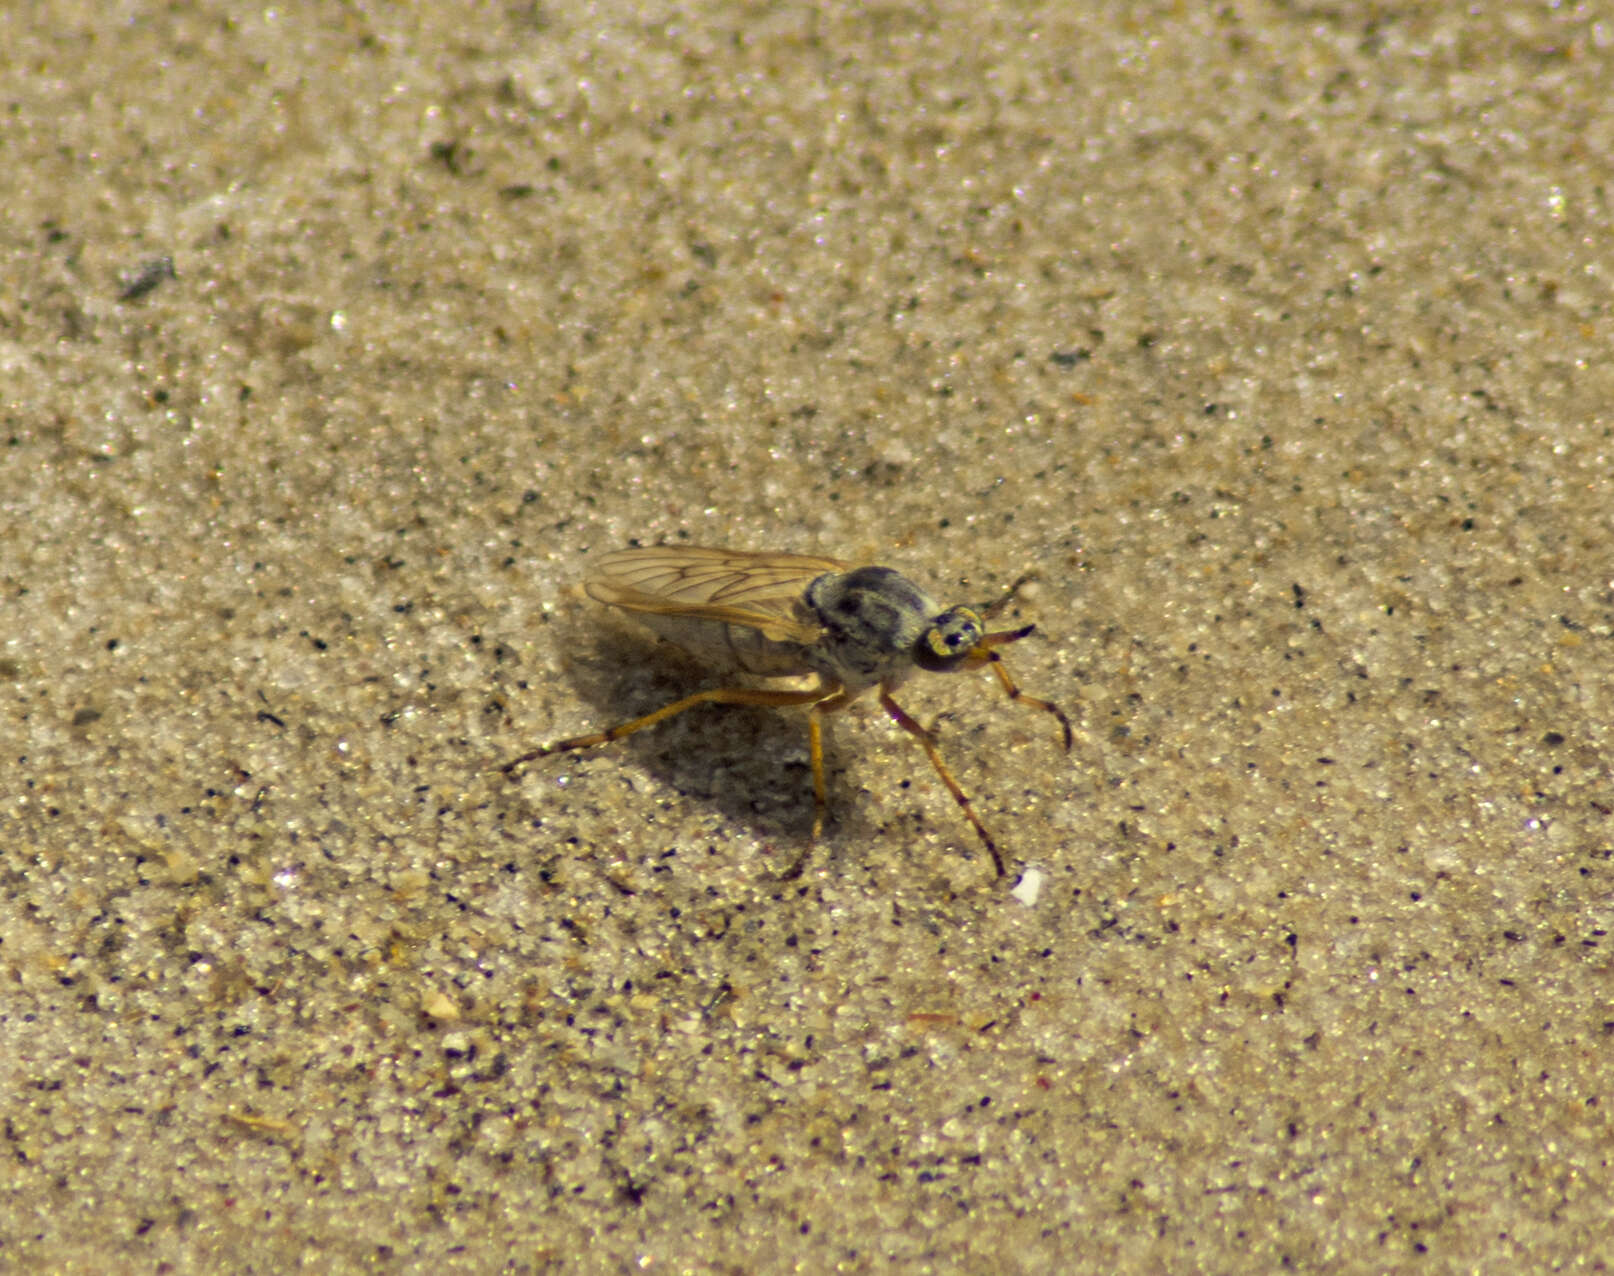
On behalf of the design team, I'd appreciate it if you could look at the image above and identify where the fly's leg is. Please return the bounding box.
[808,708,828,839]
[779,683,856,880]
[502,685,832,773]
[980,571,1036,620]
[879,688,1006,878]
[970,628,1074,751]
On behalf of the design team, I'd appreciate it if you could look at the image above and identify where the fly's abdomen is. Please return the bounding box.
[631,611,813,678]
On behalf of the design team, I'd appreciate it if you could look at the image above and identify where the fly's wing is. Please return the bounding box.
[583,546,849,644]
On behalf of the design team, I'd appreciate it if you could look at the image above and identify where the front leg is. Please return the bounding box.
[879,687,1006,878]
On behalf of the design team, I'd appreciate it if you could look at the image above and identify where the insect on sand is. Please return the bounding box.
[502,546,1072,878]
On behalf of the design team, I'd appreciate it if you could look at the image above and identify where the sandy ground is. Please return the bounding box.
[4,3,1612,1271]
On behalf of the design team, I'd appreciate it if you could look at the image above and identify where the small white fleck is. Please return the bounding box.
[1011,867,1045,906]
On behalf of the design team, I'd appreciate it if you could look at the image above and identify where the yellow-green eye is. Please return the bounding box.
[916,606,983,671]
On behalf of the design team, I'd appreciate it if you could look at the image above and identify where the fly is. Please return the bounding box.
[503,546,1072,879]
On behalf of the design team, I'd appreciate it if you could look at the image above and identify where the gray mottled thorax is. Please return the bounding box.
[799,566,937,690]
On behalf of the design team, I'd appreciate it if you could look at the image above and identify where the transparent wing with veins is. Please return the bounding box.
[583,545,851,645]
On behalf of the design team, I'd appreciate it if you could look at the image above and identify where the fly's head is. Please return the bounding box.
[913,605,985,672]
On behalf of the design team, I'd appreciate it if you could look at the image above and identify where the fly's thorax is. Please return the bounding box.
[802,565,980,687]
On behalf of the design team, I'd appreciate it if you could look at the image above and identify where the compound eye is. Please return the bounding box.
[916,607,983,671]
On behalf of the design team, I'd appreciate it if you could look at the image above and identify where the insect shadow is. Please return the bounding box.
[520,619,867,850]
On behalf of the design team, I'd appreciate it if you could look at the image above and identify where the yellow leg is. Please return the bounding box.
[808,709,827,838]
[879,688,1005,878]
[980,572,1036,620]
[780,684,858,880]
[501,685,833,773]
[969,629,1073,751]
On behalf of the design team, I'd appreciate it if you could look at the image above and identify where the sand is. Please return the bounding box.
[4,3,1611,1270]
